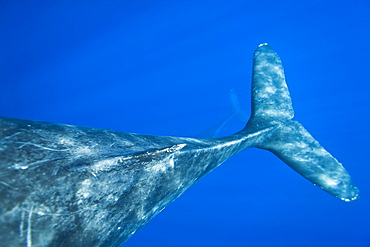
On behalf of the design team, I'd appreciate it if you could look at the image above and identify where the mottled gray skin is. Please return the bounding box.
[0,117,262,246]
[0,44,359,247]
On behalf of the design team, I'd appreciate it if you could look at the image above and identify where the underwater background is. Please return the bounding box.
[1,1,369,246]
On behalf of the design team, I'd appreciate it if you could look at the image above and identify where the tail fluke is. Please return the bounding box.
[246,43,359,201]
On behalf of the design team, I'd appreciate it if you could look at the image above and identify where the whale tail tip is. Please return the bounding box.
[244,43,359,201]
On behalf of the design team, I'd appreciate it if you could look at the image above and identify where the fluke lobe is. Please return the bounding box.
[0,44,359,247]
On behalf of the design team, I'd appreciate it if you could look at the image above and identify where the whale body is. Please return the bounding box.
[0,44,359,247]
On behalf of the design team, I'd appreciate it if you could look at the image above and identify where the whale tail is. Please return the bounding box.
[244,43,359,201]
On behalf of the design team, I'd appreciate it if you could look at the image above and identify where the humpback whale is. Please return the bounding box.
[0,44,359,247]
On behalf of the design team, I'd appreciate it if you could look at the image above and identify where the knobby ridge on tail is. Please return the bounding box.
[242,43,359,201]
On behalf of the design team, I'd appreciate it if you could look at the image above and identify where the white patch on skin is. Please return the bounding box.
[265,86,277,94]
[73,146,94,156]
[14,163,29,170]
[143,144,186,173]
[58,136,96,156]
[91,157,128,173]
[149,160,172,173]
[168,144,186,152]
[76,179,93,203]
[58,137,74,146]
[319,174,340,187]
[27,205,33,247]
[169,158,175,169]
[19,210,25,238]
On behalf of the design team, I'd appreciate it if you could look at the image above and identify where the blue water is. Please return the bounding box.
[1,1,369,246]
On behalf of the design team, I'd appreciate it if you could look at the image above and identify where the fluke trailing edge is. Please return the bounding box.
[0,44,359,247]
